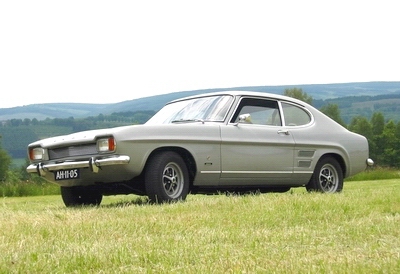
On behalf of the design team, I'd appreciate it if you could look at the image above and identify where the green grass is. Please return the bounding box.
[346,167,400,181]
[1,179,399,273]
[0,181,60,197]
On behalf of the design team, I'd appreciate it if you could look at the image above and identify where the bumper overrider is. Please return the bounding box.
[26,155,130,177]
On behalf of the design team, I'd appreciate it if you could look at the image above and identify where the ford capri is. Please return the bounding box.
[26,91,373,206]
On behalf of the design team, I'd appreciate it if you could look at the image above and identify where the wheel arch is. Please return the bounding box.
[318,153,346,178]
[145,146,197,187]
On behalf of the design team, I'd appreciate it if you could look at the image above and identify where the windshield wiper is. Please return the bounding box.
[171,119,205,124]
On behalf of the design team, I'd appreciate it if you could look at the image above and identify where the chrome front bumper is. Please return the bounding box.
[26,155,130,176]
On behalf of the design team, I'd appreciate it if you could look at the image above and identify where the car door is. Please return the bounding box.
[220,97,295,185]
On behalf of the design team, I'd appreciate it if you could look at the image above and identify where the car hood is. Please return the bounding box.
[28,125,134,148]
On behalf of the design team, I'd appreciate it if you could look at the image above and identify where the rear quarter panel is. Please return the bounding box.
[290,108,369,178]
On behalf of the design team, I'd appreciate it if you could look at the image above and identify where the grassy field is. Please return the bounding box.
[1,179,399,273]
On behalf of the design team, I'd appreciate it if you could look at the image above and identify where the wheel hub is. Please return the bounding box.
[162,163,183,197]
[320,164,338,192]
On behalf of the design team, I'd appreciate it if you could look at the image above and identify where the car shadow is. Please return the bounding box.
[102,196,150,208]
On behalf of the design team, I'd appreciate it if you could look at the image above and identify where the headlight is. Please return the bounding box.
[97,137,116,152]
[29,147,44,160]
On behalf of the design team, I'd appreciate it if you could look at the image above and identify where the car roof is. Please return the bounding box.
[168,90,308,107]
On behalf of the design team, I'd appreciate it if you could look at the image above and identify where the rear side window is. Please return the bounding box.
[281,103,311,126]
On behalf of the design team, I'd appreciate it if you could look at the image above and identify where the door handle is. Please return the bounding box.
[277,129,290,135]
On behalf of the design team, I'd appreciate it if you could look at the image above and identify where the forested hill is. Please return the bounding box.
[1,81,400,164]
[1,81,400,121]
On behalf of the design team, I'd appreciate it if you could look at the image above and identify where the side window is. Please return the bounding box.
[231,98,282,126]
[281,102,311,126]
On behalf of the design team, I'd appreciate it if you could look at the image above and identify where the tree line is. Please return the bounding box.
[0,110,156,158]
[1,110,155,130]
[0,111,155,182]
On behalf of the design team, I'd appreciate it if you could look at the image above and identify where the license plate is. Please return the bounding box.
[54,169,80,181]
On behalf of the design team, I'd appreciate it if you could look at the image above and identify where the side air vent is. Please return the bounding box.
[298,160,312,168]
[298,150,315,157]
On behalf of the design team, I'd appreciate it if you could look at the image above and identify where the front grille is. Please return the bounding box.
[49,144,97,160]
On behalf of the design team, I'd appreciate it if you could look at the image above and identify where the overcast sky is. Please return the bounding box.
[1,0,399,109]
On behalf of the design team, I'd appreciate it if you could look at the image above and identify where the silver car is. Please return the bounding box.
[27,91,373,206]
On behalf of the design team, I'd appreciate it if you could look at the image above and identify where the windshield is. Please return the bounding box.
[146,95,234,124]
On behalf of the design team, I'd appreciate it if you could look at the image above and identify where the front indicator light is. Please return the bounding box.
[97,137,116,152]
[29,147,44,160]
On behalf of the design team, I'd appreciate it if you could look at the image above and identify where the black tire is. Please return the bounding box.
[306,157,343,193]
[145,151,190,203]
[60,186,103,207]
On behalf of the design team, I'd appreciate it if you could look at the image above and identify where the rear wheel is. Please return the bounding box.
[145,151,189,203]
[60,186,103,207]
[306,157,343,193]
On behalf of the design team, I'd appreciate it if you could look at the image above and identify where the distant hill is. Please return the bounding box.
[1,81,400,121]
[1,81,399,165]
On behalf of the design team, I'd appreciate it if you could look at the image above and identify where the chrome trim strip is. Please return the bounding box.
[222,171,293,174]
[201,170,313,174]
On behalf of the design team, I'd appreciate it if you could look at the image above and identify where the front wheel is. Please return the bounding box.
[306,157,343,193]
[60,186,103,207]
[145,151,190,203]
